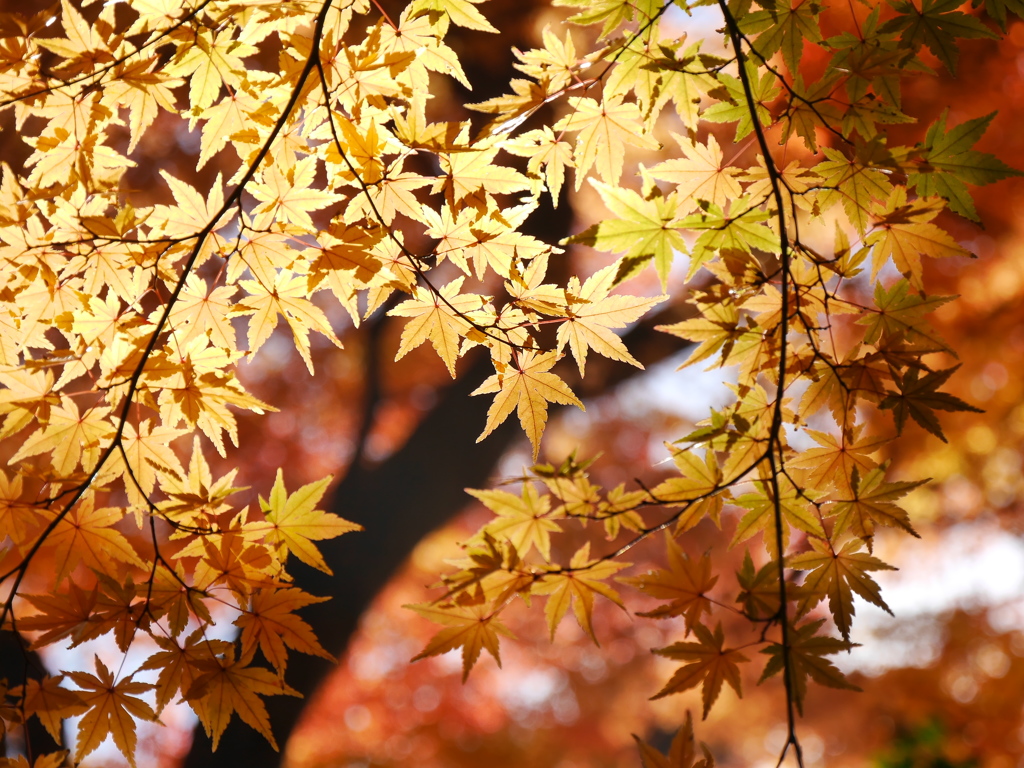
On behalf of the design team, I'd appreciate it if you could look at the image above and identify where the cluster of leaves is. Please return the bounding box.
[404,0,1020,763]
[0,0,1017,765]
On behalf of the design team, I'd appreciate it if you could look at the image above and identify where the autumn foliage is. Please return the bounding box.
[0,0,1020,765]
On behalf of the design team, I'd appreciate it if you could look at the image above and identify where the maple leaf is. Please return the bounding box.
[472,350,583,459]
[436,143,532,206]
[652,622,748,718]
[634,712,715,768]
[9,396,113,477]
[881,0,996,73]
[558,0,664,38]
[168,274,239,349]
[648,448,725,531]
[789,538,895,639]
[787,427,886,495]
[388,277,490,376]
[735,551,781,620]
[867,188,971,288]
[680,200,780,279]
[742,0,824,74]
[249,469,361,574]
[107,419,188,509]
[232,269,343,374]
[554,92,659,188]
[657,298,740,370]
[974,0,1024,28]
[408,0,499,32]
[646,134,744,216]
[235,588,334,673]
[621,535,717,630]
[566,182,686,289]
[813,146,894,235]
[467,481,561,561]
[702,60,780,141]
[503,127,575,204]
[908,110,1022,220]
[533,542,628,641]
[38,496,146,584]
[759,619,860,714]
[103,60,182,153]
[829,465,924,547]
[138,632,234,715]
[18,675,88,742]
[858,279,954,350]
[20,583,104,650]
[879,365,982,441]
[732,476,825,559]
[64,657,156,768]
[409,602,516,681]
[555,262,666,376]
[186,653,300,751]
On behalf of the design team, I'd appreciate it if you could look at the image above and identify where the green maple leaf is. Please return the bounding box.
[879,365,982,441]
[858,279,954,348]
[973,0,1024,29]
[680,200,780,279]
[741,0,824,74]
[882,0,997,73]
[814,146,893,235]
[565,182,686,288]
[908,110,1023,221]
[759,619,860,714]
[555,0,663,39]
[702,60,780,141]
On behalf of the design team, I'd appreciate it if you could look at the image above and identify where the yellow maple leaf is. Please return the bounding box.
[634,712,715,768]
[789,538,895,640]
[234,588,334,673]
[556,262,666,376]
[533,542,628,641]
[233,270,343,374]
[467,481,560,561]
[185,653,299,751]
[652,622,748,719]
[409,602,515,681]
[867,188,971,289]
[388,277,490,376]
[472,350,583,459]
[555,92,659,188]
[39,496,145,584]
[137,632,233,715]
[64,657,156,768]
[621,536,717,630]
[647,133,744,214]
[18,675,88,742]
[248,469,361,574]
[436,143,532,206]
[10,396,112,477]
[250,157,343,231]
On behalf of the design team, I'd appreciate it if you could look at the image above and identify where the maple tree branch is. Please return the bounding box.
[717,2,804,766]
